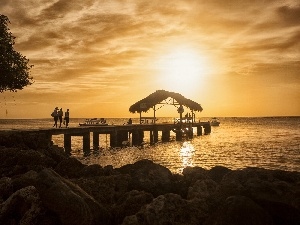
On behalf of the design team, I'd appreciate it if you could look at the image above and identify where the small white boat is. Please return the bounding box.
[210,117,220,126]
[79,118,108,126]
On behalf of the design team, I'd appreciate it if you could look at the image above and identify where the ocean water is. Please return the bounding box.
[0,117,299,174]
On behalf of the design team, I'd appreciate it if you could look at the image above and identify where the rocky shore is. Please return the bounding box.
[0,131,300,225]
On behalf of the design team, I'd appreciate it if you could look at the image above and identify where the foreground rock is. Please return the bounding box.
[116,159,174,197]
[0,132,300,225]
[36,168,110,225]
[122,193,208,225]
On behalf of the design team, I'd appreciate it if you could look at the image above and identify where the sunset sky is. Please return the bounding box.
[1,0,299,119]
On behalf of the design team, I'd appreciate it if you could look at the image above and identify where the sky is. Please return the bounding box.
[1,0,300,119]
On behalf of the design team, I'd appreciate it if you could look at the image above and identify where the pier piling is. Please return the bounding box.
[34,122,211,154]
[64,133,71,154]
[83,133,90,154]
[93,132,100,149]
[162,129,171,142]
[197,126,202,136]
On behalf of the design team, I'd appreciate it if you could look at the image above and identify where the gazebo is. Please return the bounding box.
[129,90,203,124]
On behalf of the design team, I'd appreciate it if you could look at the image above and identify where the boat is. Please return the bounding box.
[210,117,220,126]
[79,118,108,126]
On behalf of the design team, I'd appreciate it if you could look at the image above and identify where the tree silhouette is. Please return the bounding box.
[0,14,33,92]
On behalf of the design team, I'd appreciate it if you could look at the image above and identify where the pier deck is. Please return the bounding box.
[2,122,211,154]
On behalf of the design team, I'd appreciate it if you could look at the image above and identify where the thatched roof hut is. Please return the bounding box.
[129,90,203,113]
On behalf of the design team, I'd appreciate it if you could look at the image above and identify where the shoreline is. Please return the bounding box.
[1,115,300,120]
[0,130,300,224]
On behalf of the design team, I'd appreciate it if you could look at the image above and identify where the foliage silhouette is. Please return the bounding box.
[0,14,33,93]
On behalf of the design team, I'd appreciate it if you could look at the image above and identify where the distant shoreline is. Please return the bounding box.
[0,115,299,120]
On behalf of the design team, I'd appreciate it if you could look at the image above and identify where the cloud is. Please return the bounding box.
[277,4,300,26]
[2,0,299,117]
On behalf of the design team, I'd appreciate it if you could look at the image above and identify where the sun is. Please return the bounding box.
[155,46,210,95]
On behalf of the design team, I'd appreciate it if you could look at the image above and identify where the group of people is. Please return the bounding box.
[51,107,70,128]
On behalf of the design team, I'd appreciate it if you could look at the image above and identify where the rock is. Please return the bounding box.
[35,168,110,225]
[204,195,273,225]
[272,169,300,184]
[0,130,51,150]
[112,190,153,225]
[0,147,21,177]
[23,131,52,150]
[122,193,207,225]
[187,179,218,201]
[79,164,104,177]
[39,144,68,163]
[182,166,208,186]
[0,147,57,177]
[257,198,300,225]
[208,166,231,183]
[170,173,189,198]
[213,168,300,225]
[117,159,173,197]
[103,165,116,176]
[16,149,57,170]
[11,170,38,192]
[0,186,42,225]
[220,167,300,208]
[121,215,139,225]
[186,179,219,214]
[1,132,300,225]
[55,157,86,178]
[73,174,131,206]
[0,177,13,203]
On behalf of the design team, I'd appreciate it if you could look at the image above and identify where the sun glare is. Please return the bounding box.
[155,46,210,95]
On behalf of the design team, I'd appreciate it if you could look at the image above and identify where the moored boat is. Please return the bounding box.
[210,117,220,126]
[79,118,108,126]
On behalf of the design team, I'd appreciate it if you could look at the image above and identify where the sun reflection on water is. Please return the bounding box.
[179,141,195,173]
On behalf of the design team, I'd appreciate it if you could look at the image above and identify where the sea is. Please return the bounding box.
[0,117,299,174]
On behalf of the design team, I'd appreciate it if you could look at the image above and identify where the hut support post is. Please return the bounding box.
[153,105,156,124]
[177,104,184,140]
[139,112,142,124]
[192,110,194,123]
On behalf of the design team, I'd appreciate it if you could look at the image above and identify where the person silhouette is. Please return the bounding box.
[58,108,63,128]
[64,109,70,128]
[127,118,132,124]
[52,107,59,128]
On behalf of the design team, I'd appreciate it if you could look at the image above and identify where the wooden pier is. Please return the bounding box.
[44,122,211,154]
[0,91,211,155]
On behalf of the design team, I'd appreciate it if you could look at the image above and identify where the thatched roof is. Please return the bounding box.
[129,90,203,113]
